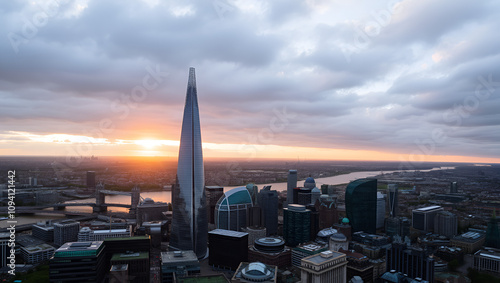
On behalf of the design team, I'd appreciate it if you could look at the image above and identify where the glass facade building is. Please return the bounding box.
[257,185,279,236]
[345,178,377,234]
[170,67,208,259]
[215,187,253,231]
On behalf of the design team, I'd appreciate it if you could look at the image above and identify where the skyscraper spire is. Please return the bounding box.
[170,67,208,258]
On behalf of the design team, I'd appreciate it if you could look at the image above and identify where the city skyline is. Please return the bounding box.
[1,1,500,164]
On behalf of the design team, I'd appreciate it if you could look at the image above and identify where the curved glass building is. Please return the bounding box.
[170,67,208,259]
[345,178,377,234]
[215,187,253,231]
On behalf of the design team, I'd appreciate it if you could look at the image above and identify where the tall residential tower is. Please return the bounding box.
[170,67,208,259]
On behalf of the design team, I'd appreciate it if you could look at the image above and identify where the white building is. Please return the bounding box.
[78,227,130,242]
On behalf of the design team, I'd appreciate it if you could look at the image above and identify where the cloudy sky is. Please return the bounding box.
[1,0,499,163]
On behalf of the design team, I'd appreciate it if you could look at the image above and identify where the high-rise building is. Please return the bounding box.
[208,229,249,270]
[32,220,54,242]
[205,186,224,225]
[215,187,253,231]
[387,184,398,217]
[450,181,458,194]
[246,183,258,205]
[412,206,443,233]
[49,241,107,283]
[385,217,410,239]
[283,204,311,246]
[300,250,347,283]
[54,220,80,247]
[170,67,208,259]
[376,192,386,229]
[386,239,434,282]
[485,210,500,249]
[433,211,457,238]
[345,179,377,234]
[315,195,338,230]
[287,170,297,205]
[257,185,279,236]
[86,171,96,189]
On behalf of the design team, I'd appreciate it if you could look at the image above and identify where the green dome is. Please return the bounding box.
[342,217,350,224]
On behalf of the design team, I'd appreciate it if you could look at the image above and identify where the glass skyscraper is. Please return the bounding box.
[345,178,377,234]
[170,67,208,259]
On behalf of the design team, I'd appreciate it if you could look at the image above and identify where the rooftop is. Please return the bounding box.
[54,241,103,258]
[111,251,149,261]
[414,205,442,212]
[161,250,198,264]
[209,229,248,238]
[302,250,345,265]
[22,244,55,253]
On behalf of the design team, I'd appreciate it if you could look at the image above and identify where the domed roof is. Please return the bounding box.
[330,232,347,241]
[241,262,273,281]
[216,187,253,211]
[312,187,321,193]
[342,217,350,224]
[305,177,315,183]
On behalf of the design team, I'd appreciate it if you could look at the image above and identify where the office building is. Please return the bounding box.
[32,220,55,242]
[78,227,131,242]
[111,251,150,283]
[485,210,500,249]
[287,170,298,205]
[104,236,151,269]
[49,241,106,283]
[345,178,377,234]
[1,233,10,269]
[136,198,169,227]
[474,248,500,274]
[292,242,328,267]
[257,185,279,236]
[246,183,258,205]
[248,237,291,269]
[329,232,349,252]
[388,184,398,217]
[170,67,208,259]
[110,264,129,283]
[315,195,338,230]
[340,249,374,283]
[206,186,224,225]
[450,181,458,194]
[300,250,347,283]
[311,187,321,206]
[411,205,443,233]
[283,204,311,246]
[232,262,278,283]
[241,226,267,246]
[308,204,320,241]
[386,240,434,282]
[208,229,248,270]
[385,217,410,239]
[21,244,55,264]
[377,192,386,229]
[451,231,486,253]
[54,220,80,247]
[246,206,264,228]
[87,171,96,189]
[433,211,457,238]
[215,186,253,231]
[161,250,200,283]
[297,188,312,206]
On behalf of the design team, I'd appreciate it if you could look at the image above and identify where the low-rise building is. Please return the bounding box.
[232,262,277,283]
[450,231,485,254]
[21,244,55,264]
[474,248,500,274]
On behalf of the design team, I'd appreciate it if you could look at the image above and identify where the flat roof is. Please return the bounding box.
[303,251,345,265]
[161,250,198,264]
[104,235,150,242]
[111,251,149,261]
[22,244,55,252]
[209,229,248,238]
[93,229,128,234]
[414,206,442,212]
[479,253,500,260]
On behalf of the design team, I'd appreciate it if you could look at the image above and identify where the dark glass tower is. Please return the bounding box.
[170,67,208,259]
[345,178,377,234]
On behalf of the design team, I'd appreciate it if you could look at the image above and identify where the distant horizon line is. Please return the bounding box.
[0,155,497,165]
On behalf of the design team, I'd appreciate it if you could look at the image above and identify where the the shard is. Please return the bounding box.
[170,67,207,258]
